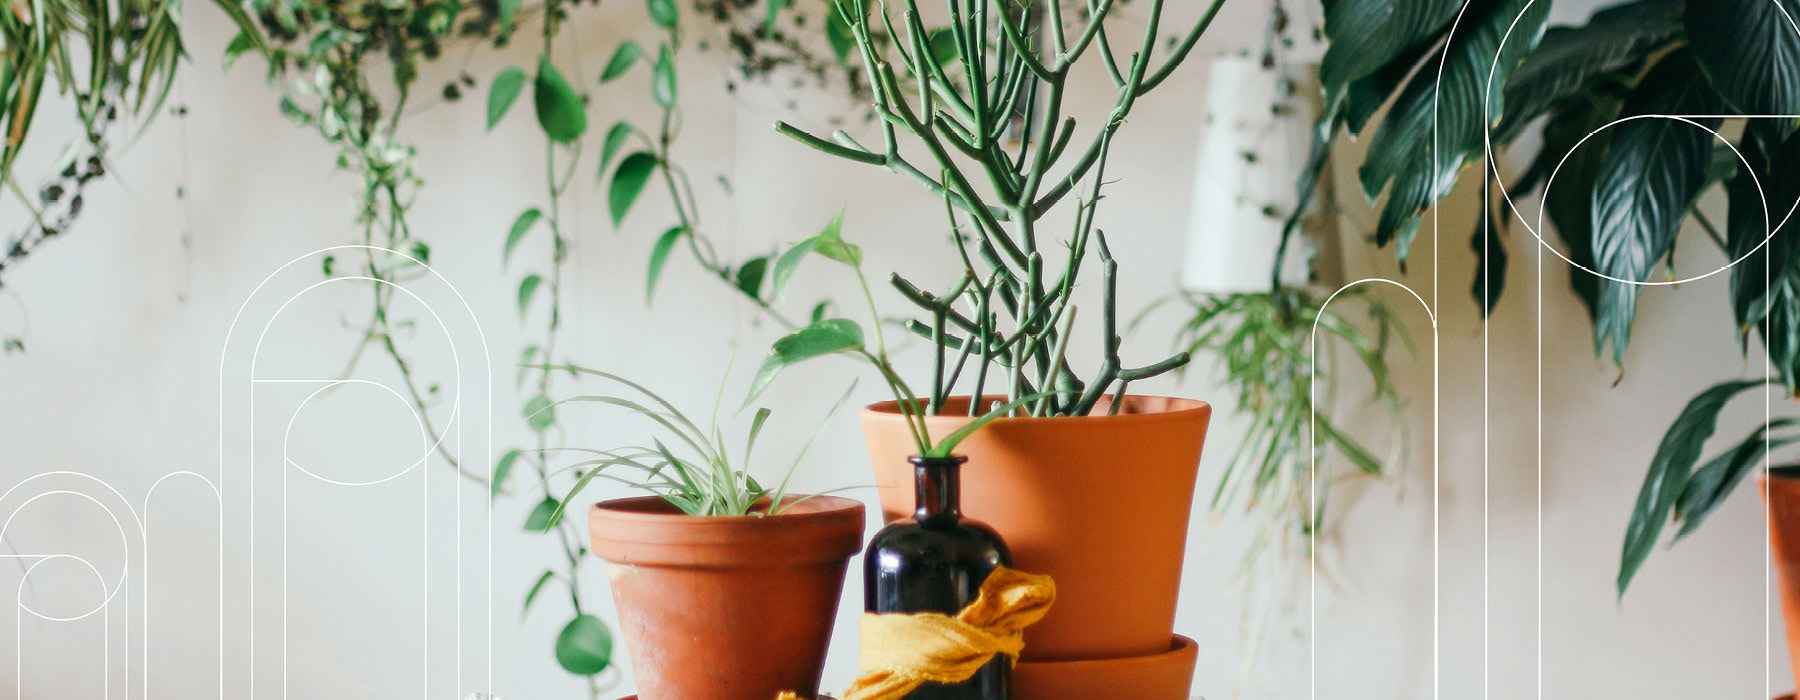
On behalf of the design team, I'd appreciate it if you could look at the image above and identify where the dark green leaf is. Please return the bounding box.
[736,256,769,299]
[492,448,523,500]
[599,121,634,178]
[1357,0,1551,266]
[652,45,677,109]
[601,41,643,83]
[609,152,659,227]
[525,496,562,531]
[523,569,555,613]
[504,209,542,266]
[647,0,678,28]
[1538,95,1621,322]
[765,0,786,33]
[321,255,335,277]
[1471,184,1509,317]
[534,58,587,144]
[748,319,866,402]
[825,6,856,64]
[1686,0,1800,114]
[1728,123,1800,363]
[1590,50,1721,363]
[1319,0,1461,102]
[224,31,256,69]
[517,274,543,317]
[524,394,556,433]
[1495,0,1683,142]
[647,226,686,302]
[555,614,613,675]
[1675,418,1800,540]
[487,67,527,130]
[1619,378,1768,596]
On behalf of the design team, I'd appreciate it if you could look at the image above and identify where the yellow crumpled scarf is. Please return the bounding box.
[777,567,1055,700]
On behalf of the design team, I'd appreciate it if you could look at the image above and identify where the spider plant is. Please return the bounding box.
[538,366,852,519]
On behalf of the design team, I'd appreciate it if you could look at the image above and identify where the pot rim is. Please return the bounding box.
[589,493,864,524]
[862,394,1210,427]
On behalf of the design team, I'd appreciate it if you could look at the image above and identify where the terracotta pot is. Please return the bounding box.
[1768,471,1800,692]
[1014,635,1198,700]
[861,395,1211,661]
[588,495,866,700]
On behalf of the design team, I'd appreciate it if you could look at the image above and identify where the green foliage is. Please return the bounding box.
[547,366,851,517]
[534,59,588,144]
[488,68,527,129]
[1155,288,1409,555]
[773,0,1223,428]
[1313,0,1800,592]
[608,152,659,226]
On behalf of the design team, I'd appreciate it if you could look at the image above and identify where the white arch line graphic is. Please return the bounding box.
[1471,2,1800,699]
[1308,278,1438,700]
[219,244,495,699]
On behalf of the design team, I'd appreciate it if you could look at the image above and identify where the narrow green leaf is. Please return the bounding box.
[492,448,523,500]
[534,58,587,143]
[504,209,542,266]
[517,274,543,317]
[555,615,613,675]
[647,0,678,28]
[652,44,677,109]
[523,569,555,613]
[748,319,866,403]
[224,31,256,69]
[811,209,861,266]
[1619,378,1768,596]
[487,67,526,130]
[609,152,659,227]
[601,41,643,83]
[525,496,561,531]
[599,122,633,179]
[647,226,686,302]
[518,345,540,388]
[771,236,819,299]
[735,257,768,299]
[524,394,556,433]
[1676,418,1800,540]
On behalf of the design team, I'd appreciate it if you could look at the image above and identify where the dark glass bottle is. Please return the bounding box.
[864,455,1011,700]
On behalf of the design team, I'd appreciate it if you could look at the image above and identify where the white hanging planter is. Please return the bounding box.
[1180,55,1339,294]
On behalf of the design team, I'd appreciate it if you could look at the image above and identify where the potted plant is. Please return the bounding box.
[754,0,1227,696]
[1303,0,1800,691]
[541,367,864,700]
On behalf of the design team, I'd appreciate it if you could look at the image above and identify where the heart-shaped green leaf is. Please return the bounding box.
[609,151,659,227]
[601,40,643,83]
[504,208,541,266]
[534,58,587,143]
[555,614,613,675]
[748,319,866,403]
[646,226,686,302]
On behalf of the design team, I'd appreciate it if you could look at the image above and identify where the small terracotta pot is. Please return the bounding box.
[861,395,1211,661]
[589,495,866,700]
[1767,471,1800,692]
[1014,635,1198,700]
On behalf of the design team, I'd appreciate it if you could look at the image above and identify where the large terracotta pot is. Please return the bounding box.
[1768,471,1800,694]
[861,395,1211,661]
[588,495,866,700]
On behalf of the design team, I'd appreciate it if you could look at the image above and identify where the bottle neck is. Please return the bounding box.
[912,456,965,524]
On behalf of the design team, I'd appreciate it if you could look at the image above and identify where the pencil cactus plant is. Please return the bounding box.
[760,0,1225,448]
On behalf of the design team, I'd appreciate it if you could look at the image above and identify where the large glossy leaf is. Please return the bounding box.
[554,614,613,675]
[1357,0,1551,265]
[1589,51,1721,363]
[1319,0,1461,101]
[1728,123,1800,349]
[1534,94,1624,323]
[1471,184,1509,316]
[534,58,587,144]
[1674,417,1800,540]
[747,319,866,403]
[1495,0,1683,142]
[1619,378,1768,596]
[1686,0,1800,114]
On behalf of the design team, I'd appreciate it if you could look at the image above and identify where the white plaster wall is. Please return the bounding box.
[0,0,1788,698]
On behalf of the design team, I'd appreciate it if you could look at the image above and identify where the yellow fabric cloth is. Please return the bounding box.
[776,567,1055,700]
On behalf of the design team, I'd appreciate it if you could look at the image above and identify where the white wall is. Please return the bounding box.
[0,1,1788,698]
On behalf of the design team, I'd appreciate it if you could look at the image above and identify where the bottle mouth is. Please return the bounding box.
[909,454,968,467]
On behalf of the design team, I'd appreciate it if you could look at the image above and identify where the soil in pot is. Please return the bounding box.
[589,495,865,700]
[861,395,1211,661]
